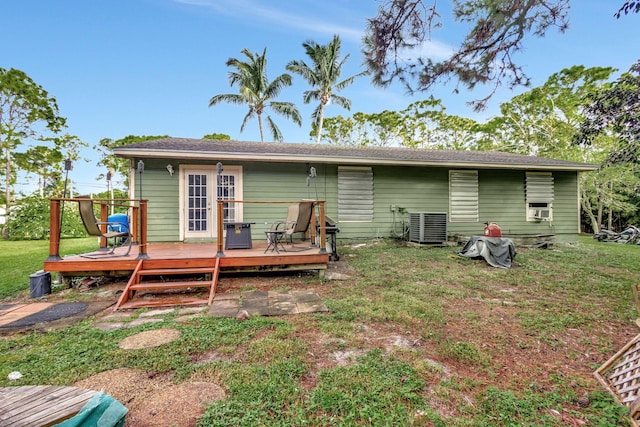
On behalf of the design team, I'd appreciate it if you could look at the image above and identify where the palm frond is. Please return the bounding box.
[286,60,319,85]
[302,90,320,105]
[264,115,284,142]
[286,34,364,140]
[264,73,293,99]
[210,46,300,141]
[329,94,352,110]
[310,104,323,124]
[239,108,256,133]
[209,93,248,107]
[270,101,302,126]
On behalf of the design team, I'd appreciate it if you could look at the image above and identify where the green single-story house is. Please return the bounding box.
[113,138,598,245]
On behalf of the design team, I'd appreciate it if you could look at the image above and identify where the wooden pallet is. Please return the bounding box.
[633,284,640,318]
[594,332,640,426]
[0,386,98,427]
[114,258,220,310]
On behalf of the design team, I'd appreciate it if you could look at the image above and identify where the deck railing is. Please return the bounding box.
[47,197,148,261]
[216,199,327,257]
[47,198,328,261]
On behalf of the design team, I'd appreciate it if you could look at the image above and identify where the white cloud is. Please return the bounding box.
[398,39,455,62]
[173,0,364,43]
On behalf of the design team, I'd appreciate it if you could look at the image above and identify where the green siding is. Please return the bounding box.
[132,159,180,242]
[131,159,582,244]
[450,170,579,242]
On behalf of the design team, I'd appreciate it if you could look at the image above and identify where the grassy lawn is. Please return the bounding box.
[1,236,638,426]
[0,237,97,299]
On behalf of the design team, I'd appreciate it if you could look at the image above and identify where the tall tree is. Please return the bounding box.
[0,68,66,210]
[95,135,168,187]
[321,111,406,147]
[363,0,571,110]
[575,60,640,165]
[209,48,301,142]
[616,1,640,17]
[287,35,365,144]
[13,146,62,196]
[478,64,636,233]
[320,98,482,148]
[202,133,230,140]
[479,65,615,159]
[362,1,633,110]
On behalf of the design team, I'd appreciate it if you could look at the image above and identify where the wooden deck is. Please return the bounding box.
[0,386,98,427]
[44,241,329,277]
[44,241,329,310]
[43,198,331,310]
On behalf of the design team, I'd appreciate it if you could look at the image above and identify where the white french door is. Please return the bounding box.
[181,166,242,240]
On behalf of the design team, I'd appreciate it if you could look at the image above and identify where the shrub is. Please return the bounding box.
[5,195,86,240]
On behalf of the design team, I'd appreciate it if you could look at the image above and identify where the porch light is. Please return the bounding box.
[216,162,223,187]
[166,164,174,176]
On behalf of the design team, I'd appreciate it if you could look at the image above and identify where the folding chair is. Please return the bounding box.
[271,201,314,246]
[76,196,132,256]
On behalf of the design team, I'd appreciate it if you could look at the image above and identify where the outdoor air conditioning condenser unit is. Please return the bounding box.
[409,212,448,244]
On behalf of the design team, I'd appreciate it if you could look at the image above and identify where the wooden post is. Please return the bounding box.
[309,203,317,245]
[130,206,139,245]
[216,199,225,257]
[318,201,327,253]
[46,199,62,261]
[137,200,149,259]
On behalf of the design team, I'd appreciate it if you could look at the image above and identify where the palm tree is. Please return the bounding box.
[287,35,366,144]
[209,48,302,142]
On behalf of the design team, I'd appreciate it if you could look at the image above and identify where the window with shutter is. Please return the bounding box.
[525,172,554,221]
[449,170,479,222]
[338,167,373,222]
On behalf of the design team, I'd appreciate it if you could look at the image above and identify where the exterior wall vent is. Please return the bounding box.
[408,212,448,244]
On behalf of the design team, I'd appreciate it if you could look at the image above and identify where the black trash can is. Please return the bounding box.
[30,271,52,298]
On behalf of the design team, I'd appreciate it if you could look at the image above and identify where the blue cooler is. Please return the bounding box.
[107,213,129,233]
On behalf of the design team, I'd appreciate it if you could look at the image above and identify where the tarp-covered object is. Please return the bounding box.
[54,391,128,427]
[457,236,517,269]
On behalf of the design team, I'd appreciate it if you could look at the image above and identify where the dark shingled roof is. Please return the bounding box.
[114,138,598,171]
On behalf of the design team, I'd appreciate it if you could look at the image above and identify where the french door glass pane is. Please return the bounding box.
[188,174,208,232]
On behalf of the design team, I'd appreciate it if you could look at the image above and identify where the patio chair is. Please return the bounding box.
[271,201,314,246]
[76,195,132,256]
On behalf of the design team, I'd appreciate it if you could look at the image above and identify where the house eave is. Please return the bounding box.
[115,148,599,172]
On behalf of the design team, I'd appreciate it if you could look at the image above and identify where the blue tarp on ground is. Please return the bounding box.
[54,391,127,427]
[456,236,517,269]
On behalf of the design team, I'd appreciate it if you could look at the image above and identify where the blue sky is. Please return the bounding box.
[2,0,638,193]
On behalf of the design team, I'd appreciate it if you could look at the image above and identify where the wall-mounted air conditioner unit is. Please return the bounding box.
[409,212,448,244]
[532,208,551,220]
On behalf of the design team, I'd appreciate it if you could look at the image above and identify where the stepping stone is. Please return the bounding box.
[297,301,329,313]
[119,328,181,350]
[290,290,322,302]
[139,308,175,318]
[209,299,241,317]
[128,318,164,327]
[93,322,126,331]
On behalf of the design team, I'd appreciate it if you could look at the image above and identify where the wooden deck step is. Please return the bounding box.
[130,280,212,291]
[118,296,209,310]
[137,267,214,276]
[114,257,221,311]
